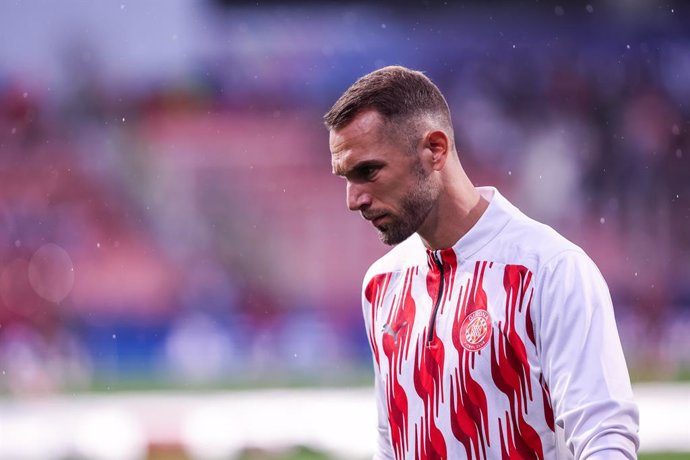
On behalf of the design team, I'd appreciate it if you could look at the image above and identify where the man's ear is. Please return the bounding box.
[424,130,450,171]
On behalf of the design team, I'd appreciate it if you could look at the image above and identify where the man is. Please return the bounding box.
[325,66,639,459]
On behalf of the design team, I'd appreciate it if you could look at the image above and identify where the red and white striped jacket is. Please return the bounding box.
[362,187,639,459]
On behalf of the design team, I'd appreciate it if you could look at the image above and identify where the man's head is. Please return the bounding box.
[324,65,453,151]
[325,66,455,245]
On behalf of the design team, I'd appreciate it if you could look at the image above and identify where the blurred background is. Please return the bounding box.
[0,0,689,459]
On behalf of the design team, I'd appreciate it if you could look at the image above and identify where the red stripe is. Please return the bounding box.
[540,374,555,432]
[365,273,392,368]
[381,267,418,459]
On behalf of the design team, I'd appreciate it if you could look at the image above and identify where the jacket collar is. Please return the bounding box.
[425,187,515,268]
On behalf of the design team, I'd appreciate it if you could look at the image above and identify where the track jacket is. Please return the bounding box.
[362,187,639,459]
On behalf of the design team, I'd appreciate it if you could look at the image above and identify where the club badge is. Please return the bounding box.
[459,310,492,352]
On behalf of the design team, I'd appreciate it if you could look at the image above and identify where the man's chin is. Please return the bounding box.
[377,227,414,246]
[378,233,396,246]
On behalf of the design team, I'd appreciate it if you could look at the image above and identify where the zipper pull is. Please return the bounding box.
[433,250,443,268]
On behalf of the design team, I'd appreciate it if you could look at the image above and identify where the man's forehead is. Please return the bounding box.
[330,110,385,148]
[329,110,383,155]
[329,110,391,175]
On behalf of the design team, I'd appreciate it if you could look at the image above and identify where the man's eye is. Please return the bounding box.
[361,166,379,179]
[347,165,381,183]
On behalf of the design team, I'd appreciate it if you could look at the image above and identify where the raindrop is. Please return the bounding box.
[112,334,117,339]
[634,272,638,277]
[676,149,682,158]
[14,240,20,247]
[672,124,680,135]
[22,92,28,98]
[554,6,565,16]
[97,242,101,248]
[122,117,126,123]
[508,171,512,176]
[381,23,386,29]
[626,44,630,50]
[586,4,593,13]
[600,217,605,224]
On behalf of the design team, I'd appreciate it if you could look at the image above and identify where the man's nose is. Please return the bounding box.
[346,182,372,211]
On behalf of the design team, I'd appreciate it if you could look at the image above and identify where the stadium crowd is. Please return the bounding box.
[0,2,689,394]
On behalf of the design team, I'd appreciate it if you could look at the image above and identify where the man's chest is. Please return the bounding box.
[369,260,537,365]
[365,259,556,459]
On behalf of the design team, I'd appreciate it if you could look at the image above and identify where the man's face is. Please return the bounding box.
[330,110,438,245]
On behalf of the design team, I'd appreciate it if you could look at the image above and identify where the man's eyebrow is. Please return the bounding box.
[332,161,348,176]
[334,159,384,177]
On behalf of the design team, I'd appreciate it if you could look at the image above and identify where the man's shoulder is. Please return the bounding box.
[362,234,427,287]
[500,208,587,270]
[477,187,587,269]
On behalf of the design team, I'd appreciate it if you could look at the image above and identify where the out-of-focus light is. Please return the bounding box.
[28,243,75,303]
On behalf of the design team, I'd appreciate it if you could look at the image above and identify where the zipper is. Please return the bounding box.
[427,251,445,343]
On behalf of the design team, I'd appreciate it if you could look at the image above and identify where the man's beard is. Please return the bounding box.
[375,162,437,246]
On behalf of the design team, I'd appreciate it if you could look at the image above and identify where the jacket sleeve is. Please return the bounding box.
[536,250,639,459]
[362,276,395,460]
[373,367,395,460]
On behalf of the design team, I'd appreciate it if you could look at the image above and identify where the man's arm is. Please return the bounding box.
[537,250,639,459]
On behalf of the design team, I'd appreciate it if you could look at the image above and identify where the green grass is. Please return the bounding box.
[230,449,690,460]
[639,454,690,460]
[121,446,690,460]
[236,447,332,460]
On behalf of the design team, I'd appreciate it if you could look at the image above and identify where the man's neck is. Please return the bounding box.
[418,184,489,251]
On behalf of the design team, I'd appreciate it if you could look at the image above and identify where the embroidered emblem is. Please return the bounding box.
[459,310,492,352]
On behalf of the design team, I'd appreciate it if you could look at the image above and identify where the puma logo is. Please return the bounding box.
[382,320,408,344]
